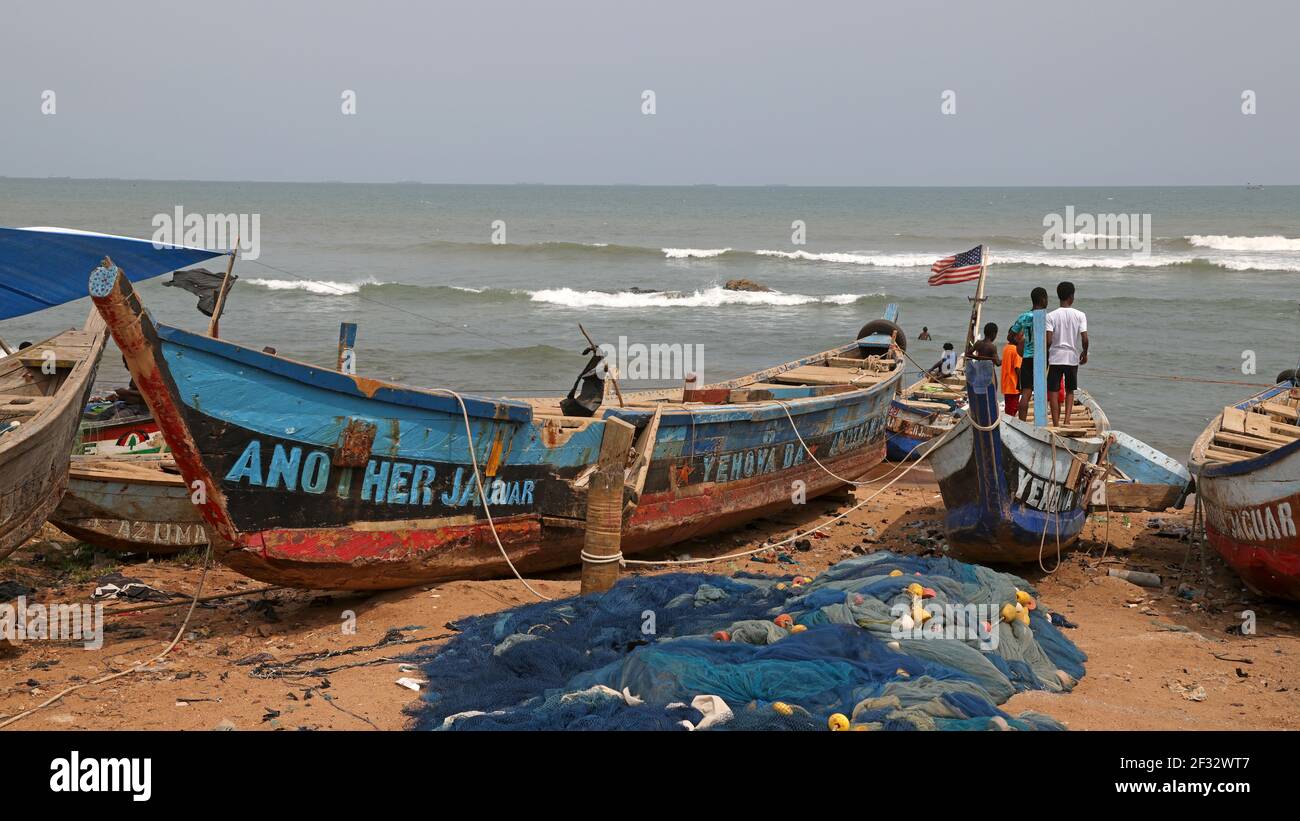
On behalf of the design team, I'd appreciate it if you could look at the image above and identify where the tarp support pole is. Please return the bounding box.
[337,322,357,373]
[1033,308,1047,425]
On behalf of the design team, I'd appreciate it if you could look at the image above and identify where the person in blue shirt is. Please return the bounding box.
[1008,286,1049,420]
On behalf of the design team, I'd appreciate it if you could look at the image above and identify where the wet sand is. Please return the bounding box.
[2,464,1296,731]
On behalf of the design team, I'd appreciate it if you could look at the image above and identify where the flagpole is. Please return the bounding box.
[964,243,989,354]
[207,238,239,339]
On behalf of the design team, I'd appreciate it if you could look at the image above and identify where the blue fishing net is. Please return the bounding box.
[404,551,1085,731]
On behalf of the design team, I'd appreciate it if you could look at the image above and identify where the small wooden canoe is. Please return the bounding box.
[49,454,207,554]
[1095,428,1191,512]
[1190,384,1300,600]
[0,313,108,560]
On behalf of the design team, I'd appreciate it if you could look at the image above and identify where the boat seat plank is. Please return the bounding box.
[1205,446,1254,463]
[772,366,855,386]
[1260,401,1299,420]
[1214,431,1280,452]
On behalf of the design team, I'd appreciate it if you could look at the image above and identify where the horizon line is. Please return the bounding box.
[0,175,1294,189]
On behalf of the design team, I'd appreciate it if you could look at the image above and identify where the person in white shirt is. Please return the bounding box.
[1045,281,1089,428]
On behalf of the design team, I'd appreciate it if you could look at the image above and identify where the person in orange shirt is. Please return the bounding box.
[1001,329,1023,416]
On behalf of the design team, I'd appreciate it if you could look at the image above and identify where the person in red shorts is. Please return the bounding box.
[1000,329,1023,416]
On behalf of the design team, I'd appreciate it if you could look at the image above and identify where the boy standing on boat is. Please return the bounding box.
[1045,280,1089,427]
[1000,329,1023,417]
[1009,287,1049,420]
[966,322,1001,366]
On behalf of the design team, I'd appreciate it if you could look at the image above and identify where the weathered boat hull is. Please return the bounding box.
[1191,385,1300,600]
[928,359,1102,563]
[0,315,108,560]
[49,455,207,553]
[91,266,902,589]
[1072,397,1191,513]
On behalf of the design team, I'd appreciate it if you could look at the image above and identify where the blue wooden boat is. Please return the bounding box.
[927,358,1105,563]
[89,263,905,590]
[1074,396,1191,512]
[885,372,966,461]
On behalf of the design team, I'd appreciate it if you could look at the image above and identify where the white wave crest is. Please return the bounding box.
[245,277,381,295]
[662,247,731,259]
[755,249,939,267]
[527,286,874,309]
[1185,235,1300,252]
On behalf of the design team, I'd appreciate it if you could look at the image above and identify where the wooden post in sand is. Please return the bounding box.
[580,416,635,595]
[337,322,357,373]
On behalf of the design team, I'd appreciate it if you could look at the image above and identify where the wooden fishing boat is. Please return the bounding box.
[49,454,207,554]
[0,226,225,562]
[886,370,966,461]
[1093,428,1191,512]
[1189,383,1300,600]
[76,411,165,456]
[928,358,1106,563]
[90,264,906,590]
[0,315,108,560]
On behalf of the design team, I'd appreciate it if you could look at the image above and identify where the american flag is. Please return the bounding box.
[928,244,984,286]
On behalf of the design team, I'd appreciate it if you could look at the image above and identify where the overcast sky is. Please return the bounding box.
[2,0,1296,185]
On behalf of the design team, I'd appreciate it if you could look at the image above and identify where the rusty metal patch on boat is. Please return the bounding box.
[334,418,377,467]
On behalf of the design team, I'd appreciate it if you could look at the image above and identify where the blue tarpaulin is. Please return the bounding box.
[0,226,226,320]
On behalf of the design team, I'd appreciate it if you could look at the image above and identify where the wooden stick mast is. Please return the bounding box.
[207,237,239,338]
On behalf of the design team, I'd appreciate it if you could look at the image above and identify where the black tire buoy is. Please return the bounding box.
[856,319,906,352]
[1277,368,1297,385]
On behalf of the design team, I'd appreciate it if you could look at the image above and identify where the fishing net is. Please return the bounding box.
[403,551,1085,731]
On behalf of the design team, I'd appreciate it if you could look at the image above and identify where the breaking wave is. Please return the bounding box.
[1185,235,1300,252]
[527,286,880,309]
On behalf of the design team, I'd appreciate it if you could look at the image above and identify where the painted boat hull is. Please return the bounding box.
[50,455,207,554]
[1191,385,1300,600]
[77,413,165,456]
[90,268,901,589]
[928,359,1102,563]
[0,314,107,560]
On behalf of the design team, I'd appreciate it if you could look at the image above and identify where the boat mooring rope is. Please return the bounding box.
[431,388,554,602]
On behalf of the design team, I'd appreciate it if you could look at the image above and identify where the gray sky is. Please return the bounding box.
[2,0,1296,185]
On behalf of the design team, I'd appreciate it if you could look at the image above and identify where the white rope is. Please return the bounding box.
[773,400,880,486]
[579,550,623,564]
[428,389,552,601]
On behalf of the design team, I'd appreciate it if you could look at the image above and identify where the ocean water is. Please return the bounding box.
[3,179,1298,459]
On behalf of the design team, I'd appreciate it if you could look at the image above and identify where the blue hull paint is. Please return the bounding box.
[886,431,927,461]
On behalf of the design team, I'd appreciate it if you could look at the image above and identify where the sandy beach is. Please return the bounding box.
[3,462,1294,732]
